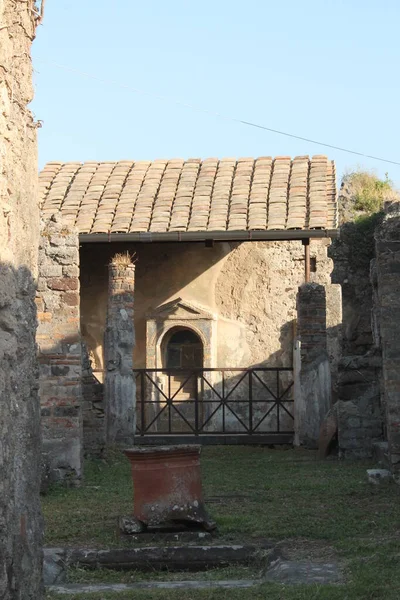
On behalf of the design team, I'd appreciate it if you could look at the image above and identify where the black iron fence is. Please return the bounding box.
[134,367,294,437]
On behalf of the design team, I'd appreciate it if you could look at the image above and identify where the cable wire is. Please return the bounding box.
[35,58,400,167]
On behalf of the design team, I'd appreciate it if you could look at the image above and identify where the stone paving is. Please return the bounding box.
[264,558,342,584]
[45,545,343,593]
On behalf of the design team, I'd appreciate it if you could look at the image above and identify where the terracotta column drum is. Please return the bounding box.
[124,445,216,531]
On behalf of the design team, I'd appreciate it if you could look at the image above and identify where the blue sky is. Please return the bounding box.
[32,0,400,186]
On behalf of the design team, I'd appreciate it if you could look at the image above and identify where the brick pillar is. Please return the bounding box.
[104,257,136,446]
[37,214,83,483]
[294,283,331,446]
[375,208,400,481]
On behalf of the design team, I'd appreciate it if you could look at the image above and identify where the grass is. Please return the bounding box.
[342,169,397,216]
[42,446,400,545]
[46,584,399,600]
[43,446,400,599]
[109,251,137,266]
[67,564,260,584]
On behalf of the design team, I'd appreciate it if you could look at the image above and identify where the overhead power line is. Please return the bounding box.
[35,58,400,168]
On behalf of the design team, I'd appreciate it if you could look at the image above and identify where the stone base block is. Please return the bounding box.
[367,469,392,485]
[42,437,82,484]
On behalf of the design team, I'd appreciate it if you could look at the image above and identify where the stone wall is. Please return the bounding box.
[328,201,400,464]
[294,283,331,447]
[0,1,43,597]
[335,356,383,458]
[329,221,376,356]
[374,207,400,480]
[328,186,384,459]
[37,215,83,483]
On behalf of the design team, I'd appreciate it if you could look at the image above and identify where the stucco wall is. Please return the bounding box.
[0,1,42,597]
[80,238,334,372]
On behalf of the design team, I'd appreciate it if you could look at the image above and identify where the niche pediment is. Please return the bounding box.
[148,297,215,321]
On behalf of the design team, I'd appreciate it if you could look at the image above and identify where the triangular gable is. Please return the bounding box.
[147,298,215,320]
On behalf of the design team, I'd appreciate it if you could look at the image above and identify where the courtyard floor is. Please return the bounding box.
[43,446,400,599]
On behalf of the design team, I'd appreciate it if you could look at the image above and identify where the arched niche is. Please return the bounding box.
[145,297,215,370]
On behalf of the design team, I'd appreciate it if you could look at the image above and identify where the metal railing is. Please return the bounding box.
[134,367,294,437]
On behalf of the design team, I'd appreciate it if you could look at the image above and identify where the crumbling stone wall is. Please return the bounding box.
[334,204,400,472]
[329,230,384,459]
[329,221,376,355]
[36,215,83,483]
[0,1,43,597]
[335,356,383,459]
[329,184,384,459]
[374,207,400,480]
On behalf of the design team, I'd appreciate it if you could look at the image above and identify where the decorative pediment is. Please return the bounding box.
[147,297,215,321]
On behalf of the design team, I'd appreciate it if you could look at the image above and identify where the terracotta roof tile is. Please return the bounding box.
[39,156,338,234]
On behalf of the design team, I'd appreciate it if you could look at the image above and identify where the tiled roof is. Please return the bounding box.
[39,155,337,235]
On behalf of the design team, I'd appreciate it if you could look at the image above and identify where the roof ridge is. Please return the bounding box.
[40,154,331,170]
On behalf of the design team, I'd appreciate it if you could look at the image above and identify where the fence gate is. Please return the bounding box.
[134,367,294,444]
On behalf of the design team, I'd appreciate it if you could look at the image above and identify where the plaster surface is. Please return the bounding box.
[80,239,333,372]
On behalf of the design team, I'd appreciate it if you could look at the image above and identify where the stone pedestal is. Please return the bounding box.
[104,258,136,446]
[124,445,216,531]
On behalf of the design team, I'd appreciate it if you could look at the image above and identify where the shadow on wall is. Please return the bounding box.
[79,241,233,372]
[0,263,43,597]
[329,220,377,355]
[328,216,385,458]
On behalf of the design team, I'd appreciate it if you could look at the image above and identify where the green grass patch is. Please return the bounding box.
[45,573,400,600]
[344,170,395,215]
[43,447,400,599]
[67,564,259,584]
[42,446,400,546]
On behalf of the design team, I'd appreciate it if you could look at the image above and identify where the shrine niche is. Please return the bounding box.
[145,298,216,370]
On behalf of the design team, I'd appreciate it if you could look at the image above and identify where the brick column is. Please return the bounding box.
[375,208,400,481]
[104,256,136,446]
[36,214,82,483]
[294,283,331,446]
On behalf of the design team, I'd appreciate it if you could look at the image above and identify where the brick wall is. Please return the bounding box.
[37,214,83,483]
[297,283,328,363]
